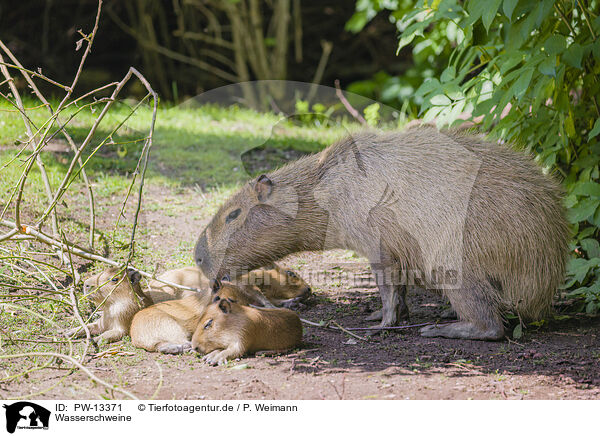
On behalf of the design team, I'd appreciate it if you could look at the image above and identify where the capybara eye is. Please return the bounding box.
[111,277,119,282]
[286,270,298,278]
[204,319,213,329]
[225,208,241,223]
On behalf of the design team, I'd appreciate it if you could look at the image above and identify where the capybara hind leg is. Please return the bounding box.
[421,278,504,340]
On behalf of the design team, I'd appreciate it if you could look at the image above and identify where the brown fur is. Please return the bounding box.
[64,267,145,344]
[194,128,570,340]
[67,263,307,345]
[130,281,254,353]
[151,264,311,306]
[191,296,303,365]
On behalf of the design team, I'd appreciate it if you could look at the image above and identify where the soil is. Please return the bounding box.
[2,183,599,401]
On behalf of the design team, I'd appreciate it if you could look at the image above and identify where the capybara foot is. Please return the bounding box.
[203,349,232,366]
[365,307,409,321]
[158,342,192,354]
[420,321,504,340]
[280,297,306,310]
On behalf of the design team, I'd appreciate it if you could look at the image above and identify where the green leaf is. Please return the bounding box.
[572,182,600,197]
[345,11,369,33]
[511,67,533,100]
[512,324,522,339]
[430,94,451,106]
[544,35,566,55]
[482,0,502,32]
[588,119,600,141]
[567,198,600,223]
[565,111,576,138]
[440,65,456,82]
[581,239,600,258]
[567,257,600,283]
[563,43,584,69]
[503,0,519,21]
[467,0,488,22]
[538,56,556,76]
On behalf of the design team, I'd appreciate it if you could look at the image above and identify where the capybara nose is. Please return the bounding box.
[300,286,312,298]
[194,232,210,271]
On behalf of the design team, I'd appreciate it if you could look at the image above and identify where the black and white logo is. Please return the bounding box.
[2,402,50,433]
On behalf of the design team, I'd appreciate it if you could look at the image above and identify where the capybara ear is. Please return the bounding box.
[127,268,141,285]
[210,279,222,293]
[218,298,231,314]
[255,174,273,202]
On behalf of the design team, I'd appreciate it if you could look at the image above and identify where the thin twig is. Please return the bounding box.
[334,79,367,125]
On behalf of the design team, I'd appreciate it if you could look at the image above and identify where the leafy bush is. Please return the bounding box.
[350,0,600,313]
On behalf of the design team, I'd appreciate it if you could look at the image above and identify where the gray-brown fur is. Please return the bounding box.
[195,127,569,340]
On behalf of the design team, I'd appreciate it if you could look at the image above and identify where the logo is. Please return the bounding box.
[2,402,50,433]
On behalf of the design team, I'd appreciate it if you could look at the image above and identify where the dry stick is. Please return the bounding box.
[0,352,138,400]
[0,53,59,238]
[0,61,69,90]
[1,219,200,293]
[334,79,367,126]
[112,69,158,273]
[329,320,368,342]
[301,317,457,332]
[0,41,98,248]
[61,230,97,360]
[36,69,145,227]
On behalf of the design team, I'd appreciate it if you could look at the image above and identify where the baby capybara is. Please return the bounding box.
[130,280,260,354]
[192,295,303,365]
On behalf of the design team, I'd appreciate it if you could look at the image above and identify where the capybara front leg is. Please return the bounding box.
[365,285,408,323]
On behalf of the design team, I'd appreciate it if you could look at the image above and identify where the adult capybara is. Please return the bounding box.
[191,295,303,365]
[194,128,569,340]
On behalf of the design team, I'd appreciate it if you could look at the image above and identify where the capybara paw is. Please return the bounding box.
[280,297,305,310]
[420,322,504,341]
[158,343,186,354]
[203,350,228,366]
[365,309,382,321]
[182,341,193,353]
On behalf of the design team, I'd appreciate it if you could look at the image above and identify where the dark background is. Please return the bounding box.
[0,0,406,101]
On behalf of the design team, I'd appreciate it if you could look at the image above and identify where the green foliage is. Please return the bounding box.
[351,0,600,313]
[347,0,459,113]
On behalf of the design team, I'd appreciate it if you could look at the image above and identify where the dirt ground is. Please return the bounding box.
[2,183,599,401]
